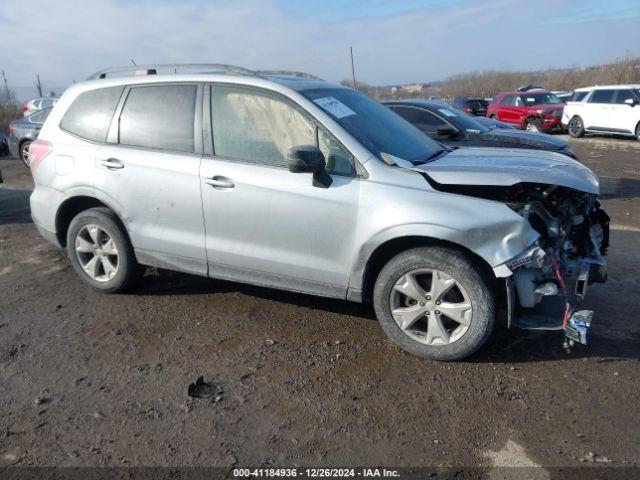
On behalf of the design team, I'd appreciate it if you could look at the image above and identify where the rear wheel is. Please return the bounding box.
[524,117,542,133]
[66,207,144,293]
[568,116,585,138]
[373,247,495,361]
[635,122,640,142]
[20,140,32,166]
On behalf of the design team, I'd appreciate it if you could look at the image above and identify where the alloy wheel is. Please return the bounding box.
[75,224,119,282]
[21,142,31,165]
[569,118,582,136]
[389,268,472,346]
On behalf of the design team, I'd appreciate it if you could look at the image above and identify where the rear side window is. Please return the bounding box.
[590,90,615,104]
[60,87,124,142]
[573,91,588,101]
[119,85,197,152]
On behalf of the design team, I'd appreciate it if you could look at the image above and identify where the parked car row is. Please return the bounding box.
[453,84,640,142]
[25,63,609,361]
[8,108,52,165]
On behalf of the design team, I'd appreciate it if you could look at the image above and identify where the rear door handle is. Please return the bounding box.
[100,158,124,170]
[203,176,235,189]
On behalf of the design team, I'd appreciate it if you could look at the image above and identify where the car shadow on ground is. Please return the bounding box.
[135,264,640,364]
[0,188,33,225]
[599,177,640,200]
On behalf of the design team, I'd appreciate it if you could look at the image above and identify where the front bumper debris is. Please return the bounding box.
[564,310,593,346]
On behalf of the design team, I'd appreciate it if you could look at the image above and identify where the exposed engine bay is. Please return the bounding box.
[426,178,610,349]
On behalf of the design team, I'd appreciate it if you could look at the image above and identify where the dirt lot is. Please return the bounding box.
[1,136,639,476]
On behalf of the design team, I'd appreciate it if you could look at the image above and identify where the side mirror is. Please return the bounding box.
[436,126,459,138]
[624,98,636,106]
[287,145,332,188]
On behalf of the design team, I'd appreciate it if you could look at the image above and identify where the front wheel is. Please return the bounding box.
[635,122,640,142]
[373,247,495,361]
[568,116,585,138]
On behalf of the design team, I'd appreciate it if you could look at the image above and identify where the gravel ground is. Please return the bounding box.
[0,136,639,475]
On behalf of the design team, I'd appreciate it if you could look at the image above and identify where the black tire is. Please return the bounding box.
[66,207,144,293]
[524,117,542,133]
[373,247,495,361]
[568,116,585,138]
[489,114,498,120]
[635,122,640,142]
[19,140,32,166]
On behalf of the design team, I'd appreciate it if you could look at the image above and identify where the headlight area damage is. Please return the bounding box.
[429,179,610,350]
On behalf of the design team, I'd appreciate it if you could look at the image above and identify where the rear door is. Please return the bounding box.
[199,84,361,295]
[585,89,615,129]
[497,95,516,124]
[94,83,207,275]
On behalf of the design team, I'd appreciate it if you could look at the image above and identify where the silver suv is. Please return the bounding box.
[29,64,609,360]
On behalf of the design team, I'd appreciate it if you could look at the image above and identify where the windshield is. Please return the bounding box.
[302,88,442,163]
[438,105,489,133]
[521,93,562,106]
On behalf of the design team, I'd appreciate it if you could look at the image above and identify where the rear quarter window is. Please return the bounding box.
[60,87,124,142]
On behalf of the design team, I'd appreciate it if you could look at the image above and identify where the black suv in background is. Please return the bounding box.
[384,99,577,159]
[451,97,488,116]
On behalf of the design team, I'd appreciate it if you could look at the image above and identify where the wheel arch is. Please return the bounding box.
[355,235,498,303]
[55,196,127,247]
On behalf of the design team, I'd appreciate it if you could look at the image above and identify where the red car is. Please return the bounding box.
[486,91,565,132]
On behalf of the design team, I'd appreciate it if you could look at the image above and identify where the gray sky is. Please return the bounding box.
[1,0,638,91]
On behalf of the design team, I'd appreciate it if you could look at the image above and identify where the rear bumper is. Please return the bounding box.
[30,185,67,247]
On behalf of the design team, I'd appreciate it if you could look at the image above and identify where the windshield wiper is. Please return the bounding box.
[414,148,449,165]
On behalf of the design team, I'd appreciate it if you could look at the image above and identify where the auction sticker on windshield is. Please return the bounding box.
[313,97,356,119]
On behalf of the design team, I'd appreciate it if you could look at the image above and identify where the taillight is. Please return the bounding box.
[463,107,471,113]
[22,103,29,111]
[8,124,14,134]
[28,139,53,174]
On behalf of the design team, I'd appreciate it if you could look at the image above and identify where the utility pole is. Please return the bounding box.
[1,70,9,96]
[350,46,357,91]
[36,74,43,97]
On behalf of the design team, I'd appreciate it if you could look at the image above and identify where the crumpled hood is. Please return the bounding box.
[413,147,599,194]
[471,128,568,150]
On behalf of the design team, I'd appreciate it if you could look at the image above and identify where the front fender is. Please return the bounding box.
[349,216,539,293]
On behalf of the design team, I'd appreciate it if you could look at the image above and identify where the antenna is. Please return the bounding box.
[350,46,357,91]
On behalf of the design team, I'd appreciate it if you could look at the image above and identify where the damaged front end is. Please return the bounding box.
[461,182,609,348]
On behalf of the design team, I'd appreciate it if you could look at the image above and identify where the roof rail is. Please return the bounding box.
[255,70,324,81]
[87,63,258,80]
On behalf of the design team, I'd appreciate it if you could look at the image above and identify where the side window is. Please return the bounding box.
[318,127,356,176]
[573,91,588,102]
[41,99,54,108]
[119,85,196,152]
[211,85,315,168]
[391,106,448,133]
[500,95,514,106]
[590,90,615,104]
[514,96,524,107]
[614,90,634,104]
[60,86,124,142]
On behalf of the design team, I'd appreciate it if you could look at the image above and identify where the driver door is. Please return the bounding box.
[199,84,361,296]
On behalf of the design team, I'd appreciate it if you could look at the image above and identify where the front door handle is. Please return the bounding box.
[203,176,235,189]
[100,158,125,170]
